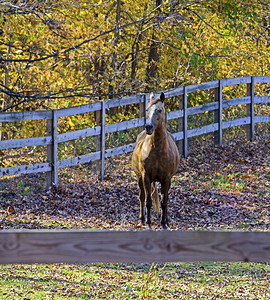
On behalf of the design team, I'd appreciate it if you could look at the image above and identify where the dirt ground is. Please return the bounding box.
[0,135,269,232]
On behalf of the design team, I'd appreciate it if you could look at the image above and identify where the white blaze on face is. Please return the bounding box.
[147,104,156,126]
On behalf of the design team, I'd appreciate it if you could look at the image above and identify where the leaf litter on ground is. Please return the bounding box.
[0,136,269,231]
[0,136,269,299]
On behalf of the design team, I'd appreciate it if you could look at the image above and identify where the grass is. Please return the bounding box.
[0,262,269,299]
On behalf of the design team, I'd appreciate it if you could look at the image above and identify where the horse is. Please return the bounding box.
[131,92,180,229]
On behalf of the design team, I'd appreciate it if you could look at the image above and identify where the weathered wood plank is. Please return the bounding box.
[186,80,219,93]
[46,117,53,189]
[0,136,52,150]
[139,95,146,132]
[164,86,184,98]
[183,86,188,158]
[152,87,184,99]
[0,110,52,122]
[0,163,51,177]
[172,131,184,141]
[221,76,251,87]
[105,143,135,158]
[187,102,218,116]
[105,118,144,134]
[58,126,101,143]
[222,96,251,108]
[254,96,270,104]
[167,109,184,120]
[95,109,102,175]
[223,117,250,129]
[188,123,218,138]
[105,94,143,109]
[58,152,100,169]
[52,110,58,186]
[184,96,251,117]
[253,76,270,83]
[100,101,105,180]
[254,115,270,123]
[57,101,102,118]
[247,77,255,141]
[214,80,223,145]
[0,230,269,264]
[177,94,184,155]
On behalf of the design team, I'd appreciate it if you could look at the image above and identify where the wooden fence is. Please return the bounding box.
[0,76,270,265]
[0,76,270,188]
[0,230,269,264]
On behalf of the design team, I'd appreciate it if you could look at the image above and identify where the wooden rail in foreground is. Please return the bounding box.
[0,76,270,187]
[0,230,269,264]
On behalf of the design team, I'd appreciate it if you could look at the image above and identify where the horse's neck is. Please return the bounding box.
[151,118,168,148]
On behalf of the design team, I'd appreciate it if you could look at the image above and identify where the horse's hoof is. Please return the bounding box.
[147,224,152,231]
[161,222,170,230]
[162,224,167,230]
[162,226,170,231]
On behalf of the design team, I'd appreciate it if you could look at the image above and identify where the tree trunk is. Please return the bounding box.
[146,31,159,83]
[1,39,12,141]
[146,1,162,84]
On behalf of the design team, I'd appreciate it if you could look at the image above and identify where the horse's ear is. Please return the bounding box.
[160,92,165,102]
[150,92,155,100]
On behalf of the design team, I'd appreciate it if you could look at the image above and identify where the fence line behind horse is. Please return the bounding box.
[0,76,269,188]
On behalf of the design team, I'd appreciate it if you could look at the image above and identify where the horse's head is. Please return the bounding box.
[145,92,166,135]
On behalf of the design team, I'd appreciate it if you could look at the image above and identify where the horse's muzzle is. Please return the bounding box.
[145,124,154,135]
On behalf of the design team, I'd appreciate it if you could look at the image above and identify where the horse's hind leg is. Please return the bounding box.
[138,177,146,226]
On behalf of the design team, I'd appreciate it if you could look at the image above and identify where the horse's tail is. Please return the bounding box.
[151,182,160,215]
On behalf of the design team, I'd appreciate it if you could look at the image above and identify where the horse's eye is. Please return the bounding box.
[158,108,162,113]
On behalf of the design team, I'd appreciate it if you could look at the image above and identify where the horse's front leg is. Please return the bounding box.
[138,177,145,226]
[143,174,152,229]
[161,179,171,230]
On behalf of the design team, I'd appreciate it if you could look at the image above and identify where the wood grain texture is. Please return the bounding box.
[167,109,184,121]
[223,117,250,129]
[0,136,52,150]
[186,80,219,93]
[222,96,251,108]
[0,110,52,122]
[0,163,51,177]
[253,76,270,83]
[57,101,102,118]
[221,76,251,87]
[255,115,270,123]
[105,143,135,158]
[57,126,101,143]
[105,94,143,109]
[58,152,100,169]
[254,96,270,104]
[105,118,144,134]
[0,230,269,264]
[188,124,218,138]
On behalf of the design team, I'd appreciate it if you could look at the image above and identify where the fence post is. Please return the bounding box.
[246,77,255,141]
[95,107,101,175]
[183,86,188,158]
[214,80,223,145]
[139,94,147,131]
[178,93,184,156]
[100,101,106,180]
[46,110,58,188]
